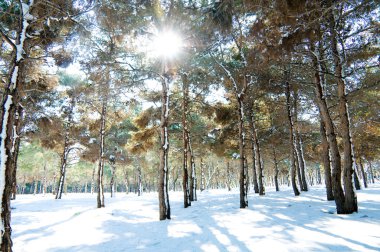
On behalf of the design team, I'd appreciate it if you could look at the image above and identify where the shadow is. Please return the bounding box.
[12,185,380,252]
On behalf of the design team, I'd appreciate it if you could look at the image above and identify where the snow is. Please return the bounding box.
[0,95,13,233]
[11,66,19,89]
[163,127,168,150]
[12,185,380,252]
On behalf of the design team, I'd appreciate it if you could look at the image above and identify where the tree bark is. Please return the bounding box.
[249,111,259,194]
[285,81,300,196]
[296,130,308,191]
[320,121,334,201]
[311,40,350,214]
[293,89,308,191]
[0,2,34,249]
[329,9,357,213]
[158,74,171,220]
[91,163,96,194]
[272,147,280,192]
[11,105,23,201]
[137,166,143,196]
[43,164,47,195]
[97,96,107,208]
[200,158,205,192]
[216,58,248,207]
[110,163,116,197]
[250,109,265,195]
[56,97,75,199]
[237,97,248,208]
[182,74,190,207]
[123,168,129,193]
[368,161,374,184]
[353,167,361,190]
[358,158,367,188]
[188,134,197,201]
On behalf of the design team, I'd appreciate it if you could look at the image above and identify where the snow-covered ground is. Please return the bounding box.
[12,185,380,252]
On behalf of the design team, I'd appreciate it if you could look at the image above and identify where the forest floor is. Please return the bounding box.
[12,184,380,252]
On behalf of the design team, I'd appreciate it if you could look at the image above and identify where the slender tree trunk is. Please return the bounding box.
[124,168,129,194]
[329,11,357,213]
[249,111,259,194]
[137,166,143,196]
[273,147,280,192]
[226,160,231,191]
[358,158,367,188]
[43,164,47,195]
[91,163,96,194]
[285,81,300,196]
[353,168,361,190]
[33,177,38,195]
[97,97,107,208]
[237,97,248,208]
[352,146,361,190]
[188,135,197,201]
[200,158,205,192]
[250,109,265,195]
[293,90,308,191]
[368,160,374,184]
[320,121,334,200]
[182,74,190,207]
[217,58,248,207]
[56,98,75,199]
[11,105,23,201]
[158,73,171,220]
[297,132,308,191]
[311,40,349,214]
[110,164,116,198]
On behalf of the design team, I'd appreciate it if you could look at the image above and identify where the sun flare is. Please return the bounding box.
[152,31,183,59]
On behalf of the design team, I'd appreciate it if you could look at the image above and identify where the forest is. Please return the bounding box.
[0,0,379,251]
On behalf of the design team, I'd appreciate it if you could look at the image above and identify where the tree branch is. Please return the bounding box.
[0,26,16,50]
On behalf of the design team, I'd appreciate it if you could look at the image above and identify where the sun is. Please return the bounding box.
[151,30,183,59]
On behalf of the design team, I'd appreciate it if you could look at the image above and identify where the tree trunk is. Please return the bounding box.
[353,168,361,190]
[329,10,357,213]
[320,121,334,200]
[226,160,231,191]
[97,97,107,208]
[158,74,171,220]
[33,177,38,195]
[123,168,129,194]
[200,158,205,192]
[368,161,374,184]
[182,74,191,207]
[237,97,248,208]
[285,81,300,196]
[91,163,96,194]
[11,105,23,201]
[43,164,47,195]
[188,135,197,201]
[250,108,265,195]
[297,132,308,191]
[110,164,116,198]
[273,147,280,192]
[0,1,36,249]
[358,158,367,188]
[249,111,259,194]
[138,166,143,196]
[293,89,308,191]
[56,97,75,199]
[311,39,352,214]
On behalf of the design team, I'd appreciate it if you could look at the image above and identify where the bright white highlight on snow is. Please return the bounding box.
[11,185,380,252]
[151,31,183,59]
